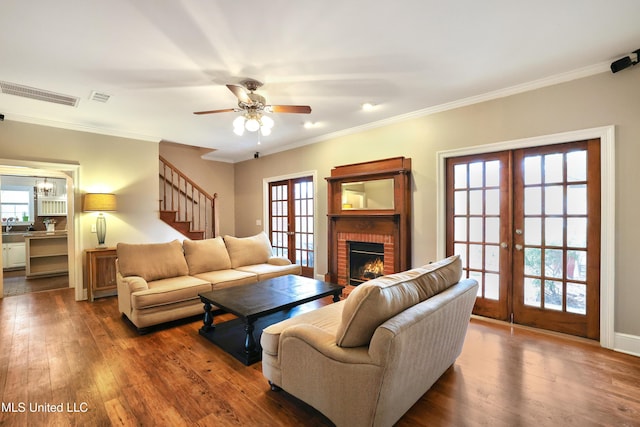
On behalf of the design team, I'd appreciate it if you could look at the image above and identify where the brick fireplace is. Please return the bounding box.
[339,233,394,286]
[326,157,411,287]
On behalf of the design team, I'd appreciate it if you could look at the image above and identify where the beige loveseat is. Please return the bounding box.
[261,255,478,427]
[116,232,301,332]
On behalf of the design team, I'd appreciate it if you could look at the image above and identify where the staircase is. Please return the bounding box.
[159,156,218,240]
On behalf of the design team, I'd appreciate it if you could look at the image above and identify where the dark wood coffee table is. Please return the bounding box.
[198,274,343,365]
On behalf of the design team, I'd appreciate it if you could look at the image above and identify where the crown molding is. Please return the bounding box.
[5,113,160,143]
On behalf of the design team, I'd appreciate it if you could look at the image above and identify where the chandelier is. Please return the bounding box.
[233,111,274,136]
[36,178,55,196]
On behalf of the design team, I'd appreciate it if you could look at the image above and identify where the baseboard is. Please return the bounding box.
[614,332,640,357]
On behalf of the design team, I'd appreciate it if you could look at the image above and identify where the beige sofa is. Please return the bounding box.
[261,255,478,427]
[116,232,301,332]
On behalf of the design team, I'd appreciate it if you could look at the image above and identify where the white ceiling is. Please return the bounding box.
[1,1,639,162]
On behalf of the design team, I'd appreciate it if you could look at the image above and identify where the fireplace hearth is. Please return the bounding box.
[349,241,384,285]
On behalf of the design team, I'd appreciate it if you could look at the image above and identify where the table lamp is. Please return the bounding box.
[83,193,117,248]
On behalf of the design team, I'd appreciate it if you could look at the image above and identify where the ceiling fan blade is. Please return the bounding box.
[226,84,252,104]
[193,108,236,115]
[269,105,312,114]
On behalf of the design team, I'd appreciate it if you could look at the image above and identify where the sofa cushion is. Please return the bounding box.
[224,232,273,268]
[131,276,211,310]
[183,236,232,275]
[117,240,189,282]
[235,262,301,281]
[335,255,462,348]
[193,269,258,289]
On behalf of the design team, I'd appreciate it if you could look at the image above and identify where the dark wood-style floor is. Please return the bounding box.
[2,269,69,297]
[1,288,639,427]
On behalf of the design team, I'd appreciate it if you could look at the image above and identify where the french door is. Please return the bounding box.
[268,177,314,278]
[446,140,601,339]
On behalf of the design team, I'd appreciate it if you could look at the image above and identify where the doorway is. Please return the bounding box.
[446,140,600,339]
[266,174,316,278]
[0,161,79,300]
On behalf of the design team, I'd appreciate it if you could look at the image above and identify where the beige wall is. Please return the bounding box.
[0,121,185,293]
[159,142,235,237]
[234,70,640,337]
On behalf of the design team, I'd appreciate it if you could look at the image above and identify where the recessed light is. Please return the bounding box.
[362,102,376,111]
[303,121,319,129]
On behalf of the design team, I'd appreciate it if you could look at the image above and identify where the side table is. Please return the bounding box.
[85,247,118,301]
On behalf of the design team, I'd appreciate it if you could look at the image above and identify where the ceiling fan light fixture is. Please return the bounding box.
[233,116,245,128]
[233,115,246,135]
[245,117,260,132]
[195,79,310,140]
[261,115,274,129]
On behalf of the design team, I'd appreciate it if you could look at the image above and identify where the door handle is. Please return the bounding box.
[500,242,508,249]
[515,244,524,251]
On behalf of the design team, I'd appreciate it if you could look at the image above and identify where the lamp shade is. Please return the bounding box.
[83,193,117,212]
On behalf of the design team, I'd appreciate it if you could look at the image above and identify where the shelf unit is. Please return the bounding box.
[25,234,68,277]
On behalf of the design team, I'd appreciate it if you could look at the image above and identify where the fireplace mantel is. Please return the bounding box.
[326,157,411,285]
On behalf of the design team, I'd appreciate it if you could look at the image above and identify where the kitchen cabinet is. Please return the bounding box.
[25,233,68,277]
[2,242,26,269]
[85,248,117,301]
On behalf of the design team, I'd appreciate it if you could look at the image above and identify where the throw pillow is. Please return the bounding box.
[223,232,273,268]
[116,240,189,282]
[183,236,232,275]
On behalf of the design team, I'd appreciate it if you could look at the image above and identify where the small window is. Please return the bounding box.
[1,189,33,222]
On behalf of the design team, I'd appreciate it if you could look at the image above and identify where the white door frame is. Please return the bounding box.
[436,126,615,349]
[0,159,82,301]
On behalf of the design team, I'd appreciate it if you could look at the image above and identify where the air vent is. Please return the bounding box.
[0,81,79,107]
[90,90,111,103]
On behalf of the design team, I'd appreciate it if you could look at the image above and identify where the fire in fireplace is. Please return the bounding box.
[348,241,384,285]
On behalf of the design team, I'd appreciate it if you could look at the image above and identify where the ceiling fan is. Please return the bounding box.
[194,78,311,116]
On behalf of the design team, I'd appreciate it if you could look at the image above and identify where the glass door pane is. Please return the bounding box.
[293,178,314,275]
[513,140,600,339]
[447,152,510,320]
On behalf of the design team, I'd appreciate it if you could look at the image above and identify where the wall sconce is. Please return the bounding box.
[83,193,117,248]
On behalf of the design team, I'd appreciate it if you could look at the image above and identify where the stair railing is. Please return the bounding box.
[159,155,218,239]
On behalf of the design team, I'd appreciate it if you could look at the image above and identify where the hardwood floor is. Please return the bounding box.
[2,270,69,297]
[1,288,639,426]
